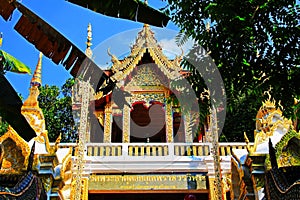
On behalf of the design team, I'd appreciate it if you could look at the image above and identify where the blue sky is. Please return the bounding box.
[0,0,180,98]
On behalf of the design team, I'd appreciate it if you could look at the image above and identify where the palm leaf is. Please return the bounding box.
[0,73,36,141]
[14,3,111,92]
[1,0,169,27]
[0,50,31,74]
[0,0,16,21]
[66,0,170,27]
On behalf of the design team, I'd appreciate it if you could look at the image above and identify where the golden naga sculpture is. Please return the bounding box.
[245,93,293,154]
[243,92,300,169]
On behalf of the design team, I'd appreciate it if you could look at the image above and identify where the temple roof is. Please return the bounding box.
[108,24,183,83]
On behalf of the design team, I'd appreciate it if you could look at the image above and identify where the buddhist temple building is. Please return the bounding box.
[69,23,233,200]
[0,22,300,200]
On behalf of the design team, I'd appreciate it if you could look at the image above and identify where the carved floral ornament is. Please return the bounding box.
[0,126,30,173]
[108,25,183,84]
[130,93,165,106]
[125,65,167,87]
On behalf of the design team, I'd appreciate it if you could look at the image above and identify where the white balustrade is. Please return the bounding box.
[53,142,253,157]
[53,142,252,173]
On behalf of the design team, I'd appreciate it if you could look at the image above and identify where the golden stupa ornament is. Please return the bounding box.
[30,52,42,87]
[85,23,93,59]
[23,52,43,108]
[21,52,48,145]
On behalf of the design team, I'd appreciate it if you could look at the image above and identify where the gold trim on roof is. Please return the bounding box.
[108,25,183,83]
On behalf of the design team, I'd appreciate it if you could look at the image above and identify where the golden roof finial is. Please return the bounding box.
[262,86,276,109]
[30,52,43,87]
[23,52,43,108]
[85,23,93,58]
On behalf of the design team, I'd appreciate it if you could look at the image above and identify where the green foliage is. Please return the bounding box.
[165,0,300,141]
[293,96,300,131]
[0,116,8,136]
[38,78,77,142]
[0,50,31,74]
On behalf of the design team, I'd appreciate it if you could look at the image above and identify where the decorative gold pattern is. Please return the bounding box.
[94,91,103,100]
[22,86,45,134]
[41,176,53,192]
[60,153,72,181]
[30,52,43,86]
[104,103,112,143]
[184,113,193,143]
[126,65,166,87]
[252,97,293,152]
[81,177,89,200]
[210,107,223,200]
[122,105,130,143]
[165,102,173,143]
[107,24,183,83]
[0,126,30,173]
[208,177,218,200]
[204,115,213,143]
[73,81,90,200]
[21,53,54,155]
[94,110,104,126]
[88,174,206,190]
[112,108,122,116]
[125,85,166,92]
[85,23,93,59]
[130,92,165,105]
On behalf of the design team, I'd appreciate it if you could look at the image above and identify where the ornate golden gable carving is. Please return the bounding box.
[108,24,183,83]
[126,65,166,87]
[0,126,30,173]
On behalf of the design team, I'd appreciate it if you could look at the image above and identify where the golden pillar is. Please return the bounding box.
[122,104,131,143]
[184,113,193,143]
[104,103,112,143]
[71,177,89,200]
[205,156,226,200]
[81,177,89,200]
[165,102,173,143]
[208,177,218,200]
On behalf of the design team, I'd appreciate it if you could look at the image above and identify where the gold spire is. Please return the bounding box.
[30,52,42,87]
[85,23,93,58]
[22,53,47,146]
[23,52,43,108]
